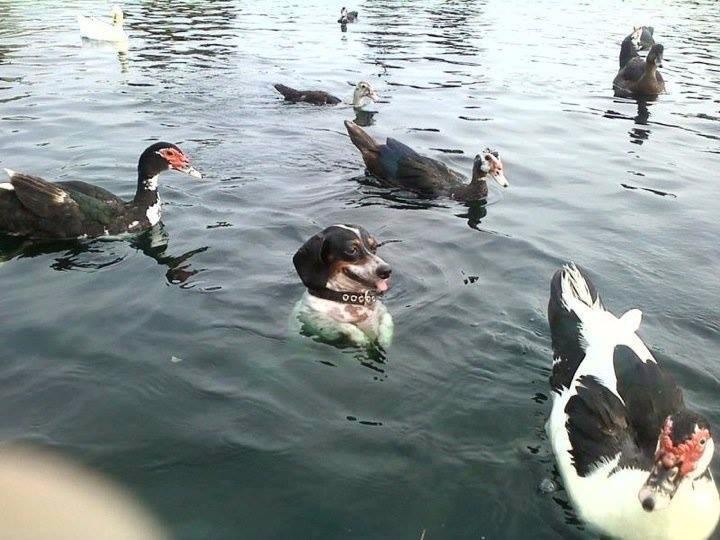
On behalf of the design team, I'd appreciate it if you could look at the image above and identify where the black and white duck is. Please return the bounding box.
[614,43,666,98]
[547,263,719,540]
[344,120,508,202]
[338,7,358,24]
[0,142,202,240]
[273,81,378,107]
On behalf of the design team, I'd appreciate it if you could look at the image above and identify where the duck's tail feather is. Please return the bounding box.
[273,84,301,100]
[344,120,378,153]
[556,262,602,312]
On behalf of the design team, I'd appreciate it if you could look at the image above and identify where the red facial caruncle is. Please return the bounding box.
[656,417,710,476]
[156,147,190,171]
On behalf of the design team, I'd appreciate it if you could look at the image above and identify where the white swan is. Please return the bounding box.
[78,5,128,44]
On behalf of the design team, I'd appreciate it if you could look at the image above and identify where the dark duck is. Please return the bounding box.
[274,81,378,107]
[337,7,358,24]
[344,120,508,202]
[547,263,719,540]
[614,42,666,98]
[0,142,202,240]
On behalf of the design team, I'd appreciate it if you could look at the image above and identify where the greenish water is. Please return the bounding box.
[0,0,719,538]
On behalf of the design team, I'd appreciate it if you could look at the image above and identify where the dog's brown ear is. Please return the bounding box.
[293,232,329,290]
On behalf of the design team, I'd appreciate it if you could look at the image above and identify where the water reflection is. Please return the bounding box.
[80,38,129,72]
[349,174,498,230]
[604,99,653,145]
[131,0,239,70]
[352,107,377,127]
[0,225,207,286]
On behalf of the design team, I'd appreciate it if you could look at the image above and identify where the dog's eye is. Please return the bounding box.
[346,245,359,257]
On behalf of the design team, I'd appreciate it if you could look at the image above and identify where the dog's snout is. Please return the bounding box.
[376,264,392,279]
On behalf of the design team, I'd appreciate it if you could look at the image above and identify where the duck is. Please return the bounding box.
[619,28,642,69]
[619,27,656,68]
[273,81,378,107]
[78,5,128,43]
[344,120,508,202]
[0,142,202,240]
[546,263,719,540]
[638,26,656,50]
[614,43,665,98]
[338,7,358,24]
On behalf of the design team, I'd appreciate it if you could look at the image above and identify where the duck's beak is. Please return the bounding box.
[177,164,203,179]
[369,89,380,101]
[638,462,682,512]
[491,169,509,188]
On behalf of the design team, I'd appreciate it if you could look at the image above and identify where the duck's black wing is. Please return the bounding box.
[273,84,341,105]
[4,172,117,238]
[565,352,683,477]
[377,137,460,195]
[57,181,126,207]
[616,57,646,84]
[613,345,684,455]
[395,155,462,195]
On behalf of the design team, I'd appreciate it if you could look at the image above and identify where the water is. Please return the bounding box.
[1,0,719,538]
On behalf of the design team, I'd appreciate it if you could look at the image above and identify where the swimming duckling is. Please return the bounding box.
[344,120,508,202]
[274,81,378,107]
[614,44,665,98]
[338,7,358,24]
[78,5,128,43]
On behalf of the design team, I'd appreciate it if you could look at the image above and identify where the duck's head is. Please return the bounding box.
[472,149,509,187]
[647,44,664,68]
[638,411,714,512]
[111,5,124,26]
[138,142,202,185]
[352,81,379,107]
[338,7,348,23]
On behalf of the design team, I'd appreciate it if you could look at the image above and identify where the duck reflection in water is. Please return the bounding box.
[291,225,394,349]
[0,224,208,286]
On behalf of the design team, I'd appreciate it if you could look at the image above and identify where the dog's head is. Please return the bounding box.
[293,224,392,294]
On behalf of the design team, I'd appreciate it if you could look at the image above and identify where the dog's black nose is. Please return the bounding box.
[376,264,392,279]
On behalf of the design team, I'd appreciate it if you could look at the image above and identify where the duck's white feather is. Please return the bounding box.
[78,13,127,43]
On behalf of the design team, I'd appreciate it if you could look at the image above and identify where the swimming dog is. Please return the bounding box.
[291,224,393,347]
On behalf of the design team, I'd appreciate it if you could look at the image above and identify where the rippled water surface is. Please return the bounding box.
[1,1,719,538]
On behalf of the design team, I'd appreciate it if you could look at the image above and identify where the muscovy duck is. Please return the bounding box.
[614,44,665,98]
[273,81,378,107]
[546,263,719,540]
[344,120,508,202]
[0,142,202,240]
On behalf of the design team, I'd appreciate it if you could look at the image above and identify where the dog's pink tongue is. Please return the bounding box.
[376,279,390,292]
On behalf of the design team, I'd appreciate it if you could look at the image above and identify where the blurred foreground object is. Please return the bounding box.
[0,446,167,540]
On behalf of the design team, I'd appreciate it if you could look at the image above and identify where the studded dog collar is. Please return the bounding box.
[308,288,378,305]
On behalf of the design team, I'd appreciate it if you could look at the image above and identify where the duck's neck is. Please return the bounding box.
[353,93,369,108]
[640,61,658,83]
[450,178,488,202]
[133,174,160,208]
